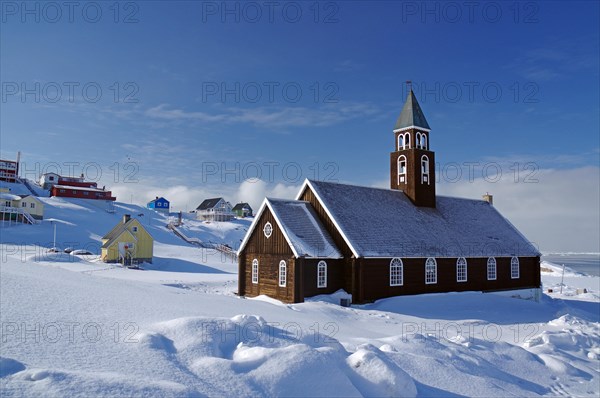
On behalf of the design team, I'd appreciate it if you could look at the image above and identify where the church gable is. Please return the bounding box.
[241,202,295,257]
[238,198,341,259]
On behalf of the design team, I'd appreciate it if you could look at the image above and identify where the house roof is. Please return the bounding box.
[196,197,224,210]
[52,184,109,193]
[0,193,21,201]
[237,198,342,259]
[232,202,252,211]
[394,89,431,130]
[18,195,43,203]
[102,218,144,242]
[148,197,169,205]
[299,179,540,258]
[101,228,137,249]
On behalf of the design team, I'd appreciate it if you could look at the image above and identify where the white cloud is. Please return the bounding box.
[142,102,381,129]
[236,179,300,211]
[111,178,301,217]
[437,166,600,253]
[114,166,599,253]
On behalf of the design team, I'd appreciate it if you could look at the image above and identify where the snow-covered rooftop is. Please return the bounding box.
[53,184,110,193]
[250,198,342,259]
[305,180,540,258]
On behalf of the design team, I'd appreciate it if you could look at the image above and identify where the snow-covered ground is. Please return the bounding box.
[1,196,599,397]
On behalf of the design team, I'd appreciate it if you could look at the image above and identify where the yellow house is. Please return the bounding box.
[17,195,44,220]
[101,214,153,264]
[0,193,43,223]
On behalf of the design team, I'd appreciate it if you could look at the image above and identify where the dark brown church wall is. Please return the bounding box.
[244,209,294,255]
[359,256,540,303]
[302,259,344,298]
[242,253,297,302]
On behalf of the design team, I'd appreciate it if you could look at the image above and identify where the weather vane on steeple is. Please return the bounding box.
[406,80,412,92]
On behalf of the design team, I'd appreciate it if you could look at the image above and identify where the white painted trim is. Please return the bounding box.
[251,259,259,284]
[296,179,361,258]
[487,257,497,280]
[236,199,268,256]
[279,260,287,287]
[425,257,437,284]
[317,260,327,288]
[511,256,520,279]
[263,222,273,238]
[456,257,468,282]
[393,126,431,133]
[389,258,403,286]
[397,155,407,185]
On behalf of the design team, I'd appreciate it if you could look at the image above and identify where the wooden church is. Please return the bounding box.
[237,87,541,304]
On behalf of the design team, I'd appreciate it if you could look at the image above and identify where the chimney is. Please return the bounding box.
[483,193,493,205]
[123,214,131,224]
[156,196,159,200]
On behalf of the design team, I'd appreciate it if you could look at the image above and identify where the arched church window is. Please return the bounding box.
[416,132,422,149]
[398,155,407,184]
[421,155,430,184]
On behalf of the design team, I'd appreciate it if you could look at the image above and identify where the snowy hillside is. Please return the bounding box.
[1,197,599,397]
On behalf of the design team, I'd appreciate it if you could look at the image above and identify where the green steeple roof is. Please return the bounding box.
[394,89,430,130]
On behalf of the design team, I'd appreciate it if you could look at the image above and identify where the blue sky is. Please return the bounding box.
[1,1,599,252]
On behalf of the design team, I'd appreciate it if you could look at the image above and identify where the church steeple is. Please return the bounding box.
[390,83,436,207]
[394,88,431,131]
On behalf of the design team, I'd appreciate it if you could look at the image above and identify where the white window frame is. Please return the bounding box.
[317,260,327,288]
[456,257,467,282]
[511,257,520,279]
[422,134,428,150]
[421,155,430,184]
[132,226,138,233]
[405,133,411,149]
[416,132,422,149]
[252,259,259,284]
[487,257,497,280]
[398,134,404,150]
[425,257,437,284]
[397,155,407,185]
[263,222,273,239]
[279,260,287,287]
[30,203,35,209]
[21,202,26,208]
[390,258,403,286]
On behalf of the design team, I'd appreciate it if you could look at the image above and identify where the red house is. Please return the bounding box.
[51,184,116,201]
[0,157,19,183]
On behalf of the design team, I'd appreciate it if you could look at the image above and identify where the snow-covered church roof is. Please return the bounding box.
[301,179,540,258]
[238,198,342,259]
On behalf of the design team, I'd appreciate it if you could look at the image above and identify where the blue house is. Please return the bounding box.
[147,197,170,214]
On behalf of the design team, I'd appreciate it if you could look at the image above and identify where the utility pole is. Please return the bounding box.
[52,221,57,249]
[560,264,565,294]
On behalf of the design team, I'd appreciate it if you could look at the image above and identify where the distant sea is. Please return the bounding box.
[542,254,600,277]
